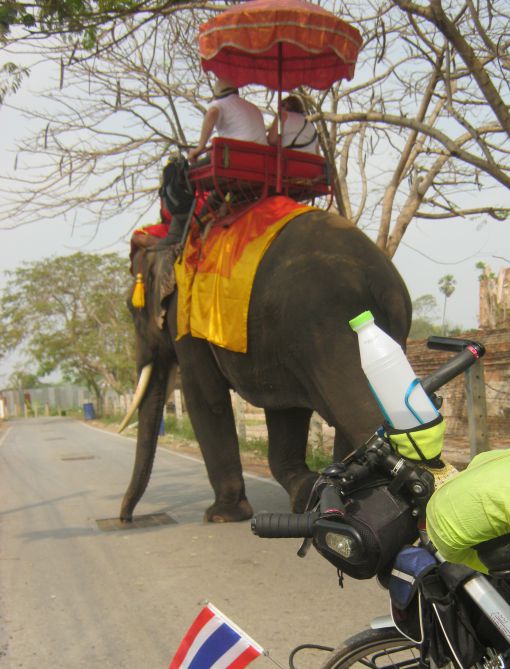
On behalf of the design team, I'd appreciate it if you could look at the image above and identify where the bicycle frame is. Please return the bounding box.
[457,571,510,644]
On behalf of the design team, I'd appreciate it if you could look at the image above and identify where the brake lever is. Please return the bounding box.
[297,475,333,558]
[302,475,325,512]
[297,537,313,558]
[297,480,348,558]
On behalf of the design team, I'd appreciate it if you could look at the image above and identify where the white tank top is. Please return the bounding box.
[210,94,268,145]
[282,111,319,154]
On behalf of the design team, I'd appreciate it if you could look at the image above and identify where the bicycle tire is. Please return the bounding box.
[319,627,421,669]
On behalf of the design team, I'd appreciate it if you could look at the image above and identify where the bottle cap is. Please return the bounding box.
[349,310,374,331]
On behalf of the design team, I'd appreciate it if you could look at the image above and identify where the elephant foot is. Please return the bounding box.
[204,498,254,523]
[289,472,320,513]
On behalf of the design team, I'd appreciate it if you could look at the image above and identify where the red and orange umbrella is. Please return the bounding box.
[199,0,362,92]
[198,0,362,191]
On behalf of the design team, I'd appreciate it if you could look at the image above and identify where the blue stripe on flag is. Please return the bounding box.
[188,623,241,668]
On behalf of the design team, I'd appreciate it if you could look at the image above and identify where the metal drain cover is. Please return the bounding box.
[61,455,95,461]
[96,513,177,531]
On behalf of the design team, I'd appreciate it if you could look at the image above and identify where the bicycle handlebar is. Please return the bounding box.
[421,339,484,395]
[426,336,485,353]
[252,512,320,538]
[252,337,486,542]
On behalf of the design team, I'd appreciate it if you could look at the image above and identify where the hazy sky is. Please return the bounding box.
[1,59,509,387]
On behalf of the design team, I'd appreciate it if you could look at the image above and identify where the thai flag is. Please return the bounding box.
[168,603,264,669]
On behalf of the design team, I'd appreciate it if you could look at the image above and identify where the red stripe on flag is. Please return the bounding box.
[168,605,215,669]
[228,645,262,669]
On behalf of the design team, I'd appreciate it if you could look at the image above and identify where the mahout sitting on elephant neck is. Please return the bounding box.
[159,155,195,216]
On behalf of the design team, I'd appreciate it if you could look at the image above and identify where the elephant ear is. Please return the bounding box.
[150,247,178,330]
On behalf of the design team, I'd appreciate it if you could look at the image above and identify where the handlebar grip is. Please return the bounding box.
[421,341,485,395]
[251,512,320,538]
[426,336,485,354]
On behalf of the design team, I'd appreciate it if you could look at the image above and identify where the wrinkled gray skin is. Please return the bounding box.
[121,210,412,523]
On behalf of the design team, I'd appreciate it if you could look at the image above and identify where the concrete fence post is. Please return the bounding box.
[233,393,247,442]
[309,412,323,452]
[174,389,183,429]
[465,359,489,458]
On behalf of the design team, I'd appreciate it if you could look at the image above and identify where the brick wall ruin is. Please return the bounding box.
[407,328,510,447]
[479,266,510,330]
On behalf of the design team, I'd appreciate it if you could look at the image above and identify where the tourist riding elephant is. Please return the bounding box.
[120,209,412,523]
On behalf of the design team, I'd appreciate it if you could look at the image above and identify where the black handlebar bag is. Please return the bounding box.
[314,478,420,580]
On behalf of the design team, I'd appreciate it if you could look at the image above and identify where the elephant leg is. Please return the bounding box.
[264,407,319,513]
[333,429,357,462]
[177,342,253,523]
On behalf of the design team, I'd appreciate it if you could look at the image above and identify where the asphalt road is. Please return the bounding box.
[0,417,389,669]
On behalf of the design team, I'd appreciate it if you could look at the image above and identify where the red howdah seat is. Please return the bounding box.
[188,137,331,205]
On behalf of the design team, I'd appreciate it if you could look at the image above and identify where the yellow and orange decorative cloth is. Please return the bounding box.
[174,195,315,353]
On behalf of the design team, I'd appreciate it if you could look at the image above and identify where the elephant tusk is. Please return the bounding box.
[118,363,153,433]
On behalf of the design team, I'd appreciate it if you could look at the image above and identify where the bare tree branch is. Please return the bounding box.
[318,110,510,189]
[1,0,508,260]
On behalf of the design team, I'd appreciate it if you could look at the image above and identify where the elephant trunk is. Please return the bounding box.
[120,361,174,522]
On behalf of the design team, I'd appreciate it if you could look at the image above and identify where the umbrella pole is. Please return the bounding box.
[276,43,283,194]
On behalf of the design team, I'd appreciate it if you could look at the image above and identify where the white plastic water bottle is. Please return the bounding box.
[349,310,439,429]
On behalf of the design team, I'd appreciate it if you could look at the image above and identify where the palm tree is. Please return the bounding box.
[438,274,457,334]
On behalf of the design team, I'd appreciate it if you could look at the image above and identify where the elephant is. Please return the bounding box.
[120,208,412,523]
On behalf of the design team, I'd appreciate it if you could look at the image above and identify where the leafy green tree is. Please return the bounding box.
[412,294,438,321]
[438,274,457,335]
[0,252,136,411]
[409,294,443,340]
[0,61,28,104]
[408,318,442,341]
[7,369,45,389]
[1,0,153,43]
[0,0,203,105]
[476,261,496,281]
[409,292,462,339]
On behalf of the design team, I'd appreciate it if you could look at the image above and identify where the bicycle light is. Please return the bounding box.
[314,519,369,572]
[325,531,358,558]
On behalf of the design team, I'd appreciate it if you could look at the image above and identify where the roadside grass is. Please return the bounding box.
[163,414,197,441]
[306,448,334,472]
[165,415,333,470]
[92,413,121,427]
[87,411,333,473]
